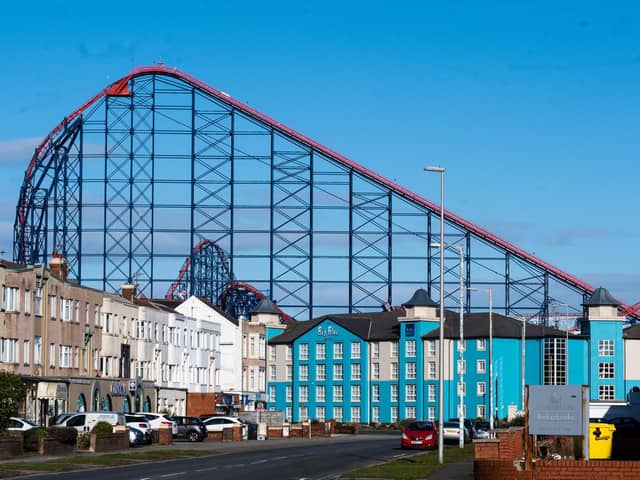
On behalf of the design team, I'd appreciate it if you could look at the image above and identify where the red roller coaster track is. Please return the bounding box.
[20,65,634,317]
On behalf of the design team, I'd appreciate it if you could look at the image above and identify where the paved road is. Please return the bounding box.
[23,433,421,480]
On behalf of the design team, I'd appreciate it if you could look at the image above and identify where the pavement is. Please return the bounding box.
[425,461,474,479]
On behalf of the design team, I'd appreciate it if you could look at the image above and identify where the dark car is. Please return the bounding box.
[172,416,208,442]
[607,417,640,435]
[400,420,438,450]
[473,420,491,439]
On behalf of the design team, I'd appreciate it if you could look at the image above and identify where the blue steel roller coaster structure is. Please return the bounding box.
[13,66,636,322]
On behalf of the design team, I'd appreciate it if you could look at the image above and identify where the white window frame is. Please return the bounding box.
[299,343,309,360]
[428,384,436,402]
[406,339,416,357]
[405,384,416,402]
[598,339,614,357]
[351,342,360,359]
[477,359,486,374]
[405,362,416,380]
[351,363,361,381]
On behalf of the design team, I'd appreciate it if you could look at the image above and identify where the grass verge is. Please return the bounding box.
[342,443,474,480]
[0,449,210,478]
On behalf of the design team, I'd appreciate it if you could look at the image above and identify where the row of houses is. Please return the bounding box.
[0,255,282,426]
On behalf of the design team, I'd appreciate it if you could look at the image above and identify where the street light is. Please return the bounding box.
[469,287,493,431]
[424,165,445,464]
[431,243,465,448]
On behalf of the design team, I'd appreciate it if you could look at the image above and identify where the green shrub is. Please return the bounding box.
[46,427,78,445]
[24,427,47,451]
[76,432,90,449]
[0,372,27,430]
[91,421,113,435]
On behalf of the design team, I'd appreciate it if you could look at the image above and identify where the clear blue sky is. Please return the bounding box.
[0,1,638,304]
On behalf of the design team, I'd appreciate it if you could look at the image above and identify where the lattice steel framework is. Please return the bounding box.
[14,66,634,322]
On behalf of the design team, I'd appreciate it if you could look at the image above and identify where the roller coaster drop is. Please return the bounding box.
[13,66,635,322]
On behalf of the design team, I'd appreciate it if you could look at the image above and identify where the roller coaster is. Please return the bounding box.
[13,65,636,322]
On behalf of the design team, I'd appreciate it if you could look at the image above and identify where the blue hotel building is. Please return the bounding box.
[265,287,628,423]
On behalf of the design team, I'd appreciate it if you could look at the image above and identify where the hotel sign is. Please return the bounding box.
[317,325,339,337]
[111,382,127,397]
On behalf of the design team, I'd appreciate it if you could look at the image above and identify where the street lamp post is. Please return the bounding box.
[425,165,445,464]
[469,287,493,431]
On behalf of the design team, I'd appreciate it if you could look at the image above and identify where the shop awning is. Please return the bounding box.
[37,382,67,400]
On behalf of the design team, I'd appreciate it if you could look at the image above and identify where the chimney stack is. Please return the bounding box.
[121,283,137,302]
[49,252,68,282]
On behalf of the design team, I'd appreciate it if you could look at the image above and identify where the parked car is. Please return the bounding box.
[473,420,491,439]
[128,425,146,446]
[49,413,75,426]
[202,416,248,439]
[54,412,127,433]
[7,417,37,431]
[125,414,152,444]
[442,421,470,443]
[172,416,208,442]
[137,412,178,436]
[607,417,640,435]
[400,420,438,450]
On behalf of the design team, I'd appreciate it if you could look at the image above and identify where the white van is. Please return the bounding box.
[56,412,127,433]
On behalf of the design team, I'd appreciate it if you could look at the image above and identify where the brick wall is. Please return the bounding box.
[186,392,220,416]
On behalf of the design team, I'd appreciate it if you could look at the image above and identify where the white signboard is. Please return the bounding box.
[528,385,587,436]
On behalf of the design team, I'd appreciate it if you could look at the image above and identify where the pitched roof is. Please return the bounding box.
[402,288,438,308]
[584,287,619,307]
[624,324,640,339]
[251,298,280,315]
[268,310,403,344]
[421,310,577,339]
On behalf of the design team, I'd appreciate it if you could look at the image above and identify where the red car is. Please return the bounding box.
[400,420,438,449]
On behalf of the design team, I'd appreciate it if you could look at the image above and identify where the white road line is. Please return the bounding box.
[250,459,268,464]
[273,456,288,460]
[160,473,186,478]
[392,453,408,458]
[195,467,217,472]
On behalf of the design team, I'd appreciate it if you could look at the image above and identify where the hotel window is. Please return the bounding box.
[334,342,343,359]
[599,385,615,401]
[391,362,398,379]
[299,343,309,360]
[286,345,292,360]
[334,385,344,402]
[286,365,293,381]
[316,364,326,381]
[458,381,466,396]
[34,287,42,316]
[351,385,361,402]
[477,405,486,419]
[269,385,276,402]
[599,339,614,356]
[61,298,72,321]
[84,303,89,325]
[477,339,486,351]
[270,365,276,381]
[372,384,380,402]
[372,342,379,358]
[269,345,276,361]
[458,404,467,417]
[372,363,380,380]
[94,304,100,325]
[49,343,55,366]
[391,384,398,402]
[49,296,57,318]
[333,363,343,380]
[428,361,436,379]
[477,359,486,374]
[477,382,486,396]
[351,407,361,423]
[391,341,398,357]
[286,385,292,402]
[599,362,615,379]
[351,363,361,380]
[405,384,416,402]
[316,406,326,421]
[406,339,416,357]
[23,340,30,364]
[428,340,437,357]
[250,336,256,357]
[372,406,380,423]
[299,406,308,421]
[428,407,436,420]
[428,384,436,402]
[0,338,17,363]
[334,406,343,422]
[316,385,326,402]
[406,406,416,419]
[351,342,360,359]
[316,343,325,360]
[544,338,567,385]
[59,345,72,368]
[299,385,308,402]
[457,359,466,374]
[285,407,292,420]
[300,364,309,381]
[406,362,416,380]
[259,335,265,359]
[34,337,41,365]
[391,406,398,423]
[24,290,31,314]
[1,286,19,311]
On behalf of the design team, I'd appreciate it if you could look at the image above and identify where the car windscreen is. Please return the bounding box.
[475,422,490,430]
[406,421,433,431]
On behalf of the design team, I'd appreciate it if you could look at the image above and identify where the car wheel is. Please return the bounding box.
[188,431,200,442]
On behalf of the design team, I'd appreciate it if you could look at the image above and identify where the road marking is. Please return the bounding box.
[250,459,268,464]
[195,467,217,472]
[273,456,288,460]
[392,453,408,458]
[160,473,186,478]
